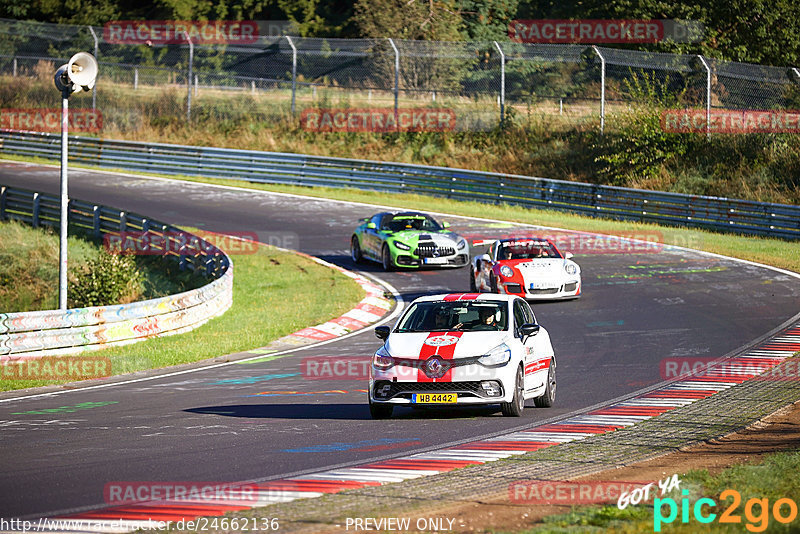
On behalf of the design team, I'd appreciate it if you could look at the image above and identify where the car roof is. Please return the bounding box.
[410,293,517,304]
[499,237,554,245]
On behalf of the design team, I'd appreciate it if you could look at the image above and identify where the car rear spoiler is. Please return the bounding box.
[471,239,496,247]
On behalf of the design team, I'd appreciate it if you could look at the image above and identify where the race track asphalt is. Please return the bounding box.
[1,161,799,519]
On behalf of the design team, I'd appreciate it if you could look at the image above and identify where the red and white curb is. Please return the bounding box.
[43,323,799,532]
[271,256,392,346]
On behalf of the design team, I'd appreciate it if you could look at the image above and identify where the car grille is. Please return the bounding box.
[416,242,456,258]
[373,380,501,400]
[393,356,481,378]
[528,288,559,295]
[504,283,522,294]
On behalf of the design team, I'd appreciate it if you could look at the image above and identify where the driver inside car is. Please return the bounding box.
[470,307,500,330]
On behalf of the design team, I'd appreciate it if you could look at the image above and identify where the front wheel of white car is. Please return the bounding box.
[501,365,525,417]
[534,360,556,408]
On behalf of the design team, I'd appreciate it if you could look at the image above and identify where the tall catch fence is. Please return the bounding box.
[1,18,799,132]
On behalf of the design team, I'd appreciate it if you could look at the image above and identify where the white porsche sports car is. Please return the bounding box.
[369,293,556,419]
[470,238,581,300]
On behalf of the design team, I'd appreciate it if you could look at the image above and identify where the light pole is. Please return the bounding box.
[53,52,98,310]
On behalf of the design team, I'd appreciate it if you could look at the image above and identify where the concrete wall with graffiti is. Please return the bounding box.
[0,186,233,360]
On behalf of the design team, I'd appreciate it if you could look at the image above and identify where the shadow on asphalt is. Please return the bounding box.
[185,404,508,420]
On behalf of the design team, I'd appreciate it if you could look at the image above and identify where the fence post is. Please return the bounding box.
[93,205,101,238]
[285,36,297,114]
[13,57,17,77]
[134,68,138,90]
[388,38,399,123]
[88,26,99,111]
[697,55,711,139]
[185,32,194,121]
[493,41,505,126]
[0,186,6,220]
[592,46,605,135]
[32,192,40,227]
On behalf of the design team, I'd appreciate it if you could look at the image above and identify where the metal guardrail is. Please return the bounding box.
[0,185,233,358]
[1,130,799,239]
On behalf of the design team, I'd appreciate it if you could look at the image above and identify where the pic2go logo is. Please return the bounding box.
[654,489,798,532]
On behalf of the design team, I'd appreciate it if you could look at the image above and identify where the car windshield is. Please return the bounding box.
[395,301,508,332]
[383,213,442,232]
[497,239,561,260]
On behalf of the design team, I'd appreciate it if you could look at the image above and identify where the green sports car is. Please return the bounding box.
[351,211,470,270]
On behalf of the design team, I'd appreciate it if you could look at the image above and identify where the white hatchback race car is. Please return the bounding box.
[470,238,581,300]
[369,293,556,419]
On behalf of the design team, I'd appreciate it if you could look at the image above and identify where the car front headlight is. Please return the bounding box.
[372,346,395,370]
[500,265,515,278]
[565,263,578,275]
[393,240,411,251]
[457,239,467,250]
[479,343,511,367]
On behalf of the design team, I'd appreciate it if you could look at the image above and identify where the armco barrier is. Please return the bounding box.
[0,186,233,360]
[1,130,798,239]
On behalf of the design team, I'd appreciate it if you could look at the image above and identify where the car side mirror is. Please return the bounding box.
[478,253,491,263]
[375,326,390,340]
[520,323,540,340]
[564,252,574,259]
[367,222,377,229]
[442,221,451,228]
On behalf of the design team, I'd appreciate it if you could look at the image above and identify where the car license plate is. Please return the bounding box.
[530,282,553,290]
[423,257,448,265]
[412,393,457,404]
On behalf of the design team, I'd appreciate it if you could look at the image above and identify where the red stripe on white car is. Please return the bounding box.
[524,358,550,375]
[443,293,480,301]
[416,331,464,383]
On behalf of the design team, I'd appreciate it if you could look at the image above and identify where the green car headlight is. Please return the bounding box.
[393,241,411,251]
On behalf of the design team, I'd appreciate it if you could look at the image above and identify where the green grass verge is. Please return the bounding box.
[524,448,800,533]
[1,237,365,391]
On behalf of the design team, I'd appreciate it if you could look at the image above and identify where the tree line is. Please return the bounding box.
[2,0,799,66]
